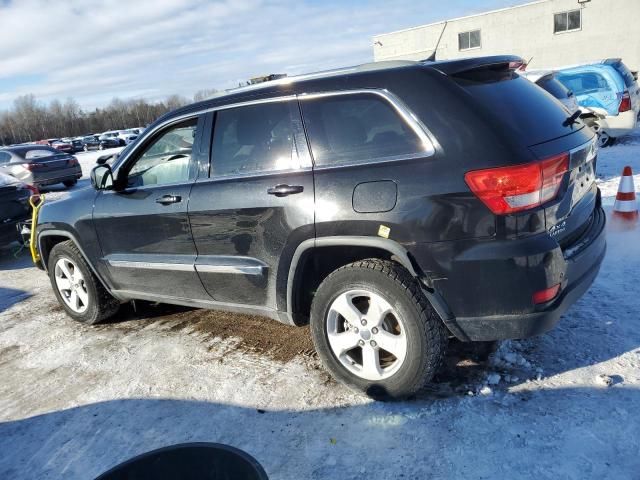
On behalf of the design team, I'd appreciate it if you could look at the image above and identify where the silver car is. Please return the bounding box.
[0,145,82,188]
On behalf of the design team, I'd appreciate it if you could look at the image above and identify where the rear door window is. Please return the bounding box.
[299,93,425,167]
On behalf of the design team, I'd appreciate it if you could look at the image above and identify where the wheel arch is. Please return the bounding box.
[38,229,113,294]
[284,236,420,326]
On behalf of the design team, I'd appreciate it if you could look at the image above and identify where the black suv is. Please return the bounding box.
[34,56,606,399]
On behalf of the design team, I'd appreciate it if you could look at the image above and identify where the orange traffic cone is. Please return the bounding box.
[612,166,638,221]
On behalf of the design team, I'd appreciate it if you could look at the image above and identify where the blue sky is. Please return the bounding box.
[0,0,530,110]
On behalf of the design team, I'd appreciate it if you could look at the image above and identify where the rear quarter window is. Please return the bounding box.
[299,93,425,166]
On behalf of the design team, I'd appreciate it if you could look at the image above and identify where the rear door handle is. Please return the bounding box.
[267,184,304,197]
[155,194,182,205]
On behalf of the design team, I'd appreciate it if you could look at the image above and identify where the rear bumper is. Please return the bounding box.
[419,205,606,342]
[600,110,638,137]
[33,166,82,186]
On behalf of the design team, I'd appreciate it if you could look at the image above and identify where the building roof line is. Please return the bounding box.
[373,0,548,38]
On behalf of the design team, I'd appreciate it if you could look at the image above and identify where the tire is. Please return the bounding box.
[597,130,615,148]
[310,259,447,400]
[99,144,104,150]
[48,240,120,324]
[83,145,88,152]
[63,179,77,188]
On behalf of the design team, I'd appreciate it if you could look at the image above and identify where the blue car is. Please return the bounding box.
[554,59,639,147]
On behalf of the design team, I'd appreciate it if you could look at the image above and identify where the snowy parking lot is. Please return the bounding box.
[1,134,639,479]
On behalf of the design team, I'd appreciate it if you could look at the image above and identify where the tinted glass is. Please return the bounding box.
[538,76,571,99]
[567,10,581,30]
[211,101,299,176]
[454,72,583,146]
[127,118,197,187]
[469,30,481,48]
[301,94,424,166]
[554,12,567,33]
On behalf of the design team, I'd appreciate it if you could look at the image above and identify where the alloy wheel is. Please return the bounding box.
[54,257,89,313]
[326,289,408,381]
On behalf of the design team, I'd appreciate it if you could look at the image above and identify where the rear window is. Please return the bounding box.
[24,148,57,160]
[556,72,611,96]
[608,60,636,88]
[453,67,583,146]
[300,93,425,166]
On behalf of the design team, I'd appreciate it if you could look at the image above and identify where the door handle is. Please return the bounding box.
[155,194,182,205]
[267,184,304,197]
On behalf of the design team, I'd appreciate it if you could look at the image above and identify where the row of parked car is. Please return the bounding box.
[0,127,146,248]
[519,58,639,147]
[36,128,146,154]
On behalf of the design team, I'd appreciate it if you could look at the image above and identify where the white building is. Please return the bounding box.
[373,0,640,72]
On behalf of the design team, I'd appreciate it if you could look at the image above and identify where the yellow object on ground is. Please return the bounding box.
[28,194,45,263]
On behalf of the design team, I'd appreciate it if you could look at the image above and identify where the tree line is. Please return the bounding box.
[0,88,219,146]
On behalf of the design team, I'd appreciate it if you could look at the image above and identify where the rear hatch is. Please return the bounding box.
[439,57,597,246]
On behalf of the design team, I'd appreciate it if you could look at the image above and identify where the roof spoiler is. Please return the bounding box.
[427,55,525,76]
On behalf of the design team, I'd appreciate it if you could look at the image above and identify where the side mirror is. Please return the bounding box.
[90,164,114,190]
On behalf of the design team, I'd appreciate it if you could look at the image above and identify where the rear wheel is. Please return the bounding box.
[48,241,120,324]
[63,179,77,188]
[311,259,447,399]
[597,129,615,148]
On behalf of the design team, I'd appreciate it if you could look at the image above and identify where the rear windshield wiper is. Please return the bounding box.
[563,109,582,127]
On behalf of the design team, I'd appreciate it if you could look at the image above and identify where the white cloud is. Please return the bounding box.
[0,0,525,109]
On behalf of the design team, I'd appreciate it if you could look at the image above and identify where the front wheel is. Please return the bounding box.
[311,259,447,400]
[48,241,120,324]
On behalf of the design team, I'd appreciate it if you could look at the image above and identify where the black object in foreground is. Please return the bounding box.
[95,442,268,480]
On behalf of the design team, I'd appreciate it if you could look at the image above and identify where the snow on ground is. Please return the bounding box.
[0,132,639,479]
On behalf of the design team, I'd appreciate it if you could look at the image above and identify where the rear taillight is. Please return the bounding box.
[25,163,44,171]
[464,153,570,215]
[67,157,79,166]
[619,91,632,112]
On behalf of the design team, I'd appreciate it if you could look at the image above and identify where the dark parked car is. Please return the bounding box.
[98,136,122,150]
[52,140,75,154]
[0,145,82,188]
[0,171,33,246]
[81,136,101,151]
[33,56,605,399]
